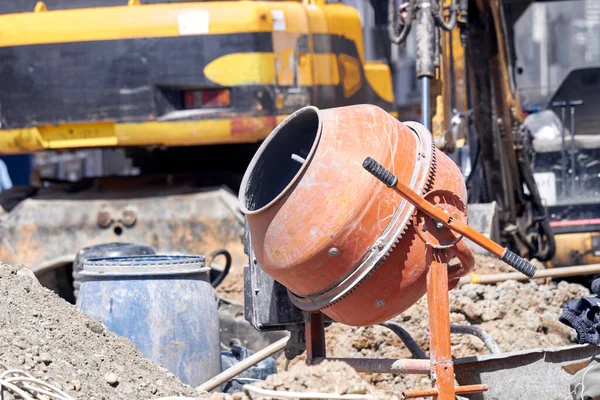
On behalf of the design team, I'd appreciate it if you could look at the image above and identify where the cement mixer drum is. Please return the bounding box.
[239,105,473,326]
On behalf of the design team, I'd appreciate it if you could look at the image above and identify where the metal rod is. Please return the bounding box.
[458,262,600,285]
[426,251,455,400]
[570,105,576,196]
[291,154,306,164]
[421,77,431,131]
[195,337,289,393]
[553,101,568,199]
[311,357,431,374]
[402,384,488,399]
[568,100,583,196]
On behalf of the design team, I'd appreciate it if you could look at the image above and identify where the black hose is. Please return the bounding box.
[450,324,502,354]
[388,0,415,45]
[432,0,457,31]
[379,321,427,359]
[208,249,232,288]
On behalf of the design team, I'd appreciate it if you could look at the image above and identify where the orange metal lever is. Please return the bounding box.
[363,157,537,278]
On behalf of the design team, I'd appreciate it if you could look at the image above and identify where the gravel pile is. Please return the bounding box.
[0,263,198,400]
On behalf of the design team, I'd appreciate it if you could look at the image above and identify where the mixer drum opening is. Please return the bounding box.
[241,106,321,213]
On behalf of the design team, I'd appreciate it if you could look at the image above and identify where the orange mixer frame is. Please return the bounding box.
[304,157,537,400]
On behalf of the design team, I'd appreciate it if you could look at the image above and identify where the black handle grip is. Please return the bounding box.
[363,157,398,187]
[500,249,537,278]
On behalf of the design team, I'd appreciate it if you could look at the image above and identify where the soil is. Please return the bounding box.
[0,251,591,400]
[0,263,198,400]
[250,360,385,399]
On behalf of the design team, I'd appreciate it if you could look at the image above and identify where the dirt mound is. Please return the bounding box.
[0,263,198,400]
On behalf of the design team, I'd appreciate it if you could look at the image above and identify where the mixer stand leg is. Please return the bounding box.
[426,249,455,399]
[306,312,326,362]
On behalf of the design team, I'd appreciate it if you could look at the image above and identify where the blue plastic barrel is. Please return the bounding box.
[77,255,221,387]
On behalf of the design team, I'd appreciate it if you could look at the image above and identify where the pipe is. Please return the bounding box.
[458,263,600,285]
[196,337,289,393]
[570,105,576,195]
[402,384,487,399]
[421,77,431,130]
[243,385,378,399]
[312,357,431,374]
[559,103,568,198]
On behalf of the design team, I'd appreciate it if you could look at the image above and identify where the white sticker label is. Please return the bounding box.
[178,11,209,35]
[271,10,286,32]
[533,172,557,206]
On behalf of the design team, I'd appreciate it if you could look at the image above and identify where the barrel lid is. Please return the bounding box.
[81,255,208,277]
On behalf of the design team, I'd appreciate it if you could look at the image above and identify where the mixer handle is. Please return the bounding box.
[362,157,537,278]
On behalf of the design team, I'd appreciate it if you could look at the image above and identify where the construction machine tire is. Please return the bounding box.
[72,242,155,300]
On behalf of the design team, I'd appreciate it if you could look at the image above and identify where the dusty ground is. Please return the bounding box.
[0,263,197,400]
[210,360,386,400]
[0,252,590,399]
[267,254,589,395]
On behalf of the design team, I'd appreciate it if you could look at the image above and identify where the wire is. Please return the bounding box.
[243,384,380,399]
[0,363,76,400]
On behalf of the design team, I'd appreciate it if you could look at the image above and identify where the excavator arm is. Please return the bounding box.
[386,0,555,260]
[463,0,555,260]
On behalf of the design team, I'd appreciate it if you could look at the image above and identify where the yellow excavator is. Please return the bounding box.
[0,0,597,298]
[0,0,397,298]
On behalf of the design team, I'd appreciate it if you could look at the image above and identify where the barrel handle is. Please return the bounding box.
[207,249,232,288]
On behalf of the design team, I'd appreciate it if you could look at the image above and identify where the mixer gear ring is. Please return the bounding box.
[288,122,438,312]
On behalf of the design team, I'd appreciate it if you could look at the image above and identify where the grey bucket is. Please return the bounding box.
[77,255,221,387]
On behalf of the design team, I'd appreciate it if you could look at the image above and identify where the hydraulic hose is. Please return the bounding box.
[431,0,457,31]
[389,0,415,45]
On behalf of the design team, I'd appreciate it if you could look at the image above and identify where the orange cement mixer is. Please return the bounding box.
[239,104,536,327]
